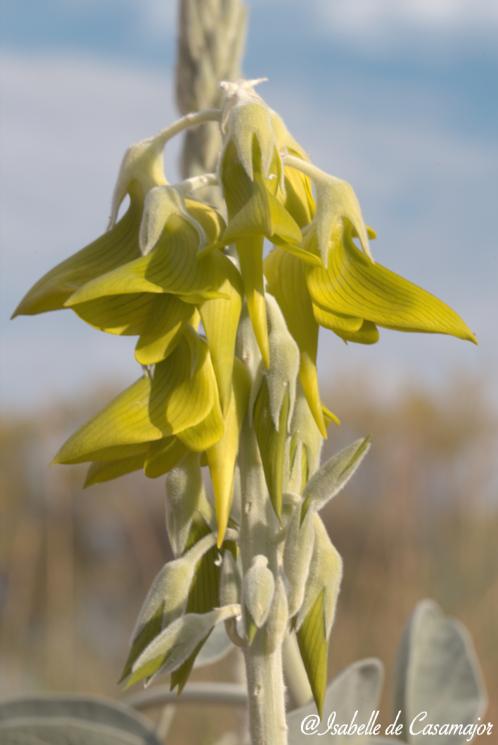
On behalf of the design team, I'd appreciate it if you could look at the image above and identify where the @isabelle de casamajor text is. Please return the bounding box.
[300,709,493,741]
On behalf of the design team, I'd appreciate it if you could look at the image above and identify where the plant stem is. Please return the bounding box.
[244,637,288,745]
[238,423,288,745]
[155,109,222,149]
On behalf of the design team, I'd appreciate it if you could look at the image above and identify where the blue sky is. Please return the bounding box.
[1,0,497,411]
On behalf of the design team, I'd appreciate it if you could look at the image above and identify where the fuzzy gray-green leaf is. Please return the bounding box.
[0,695,162,745]
[165,453,206,557]
[302,436,371,519]
[394,600,487,744]
[126,605,240,687]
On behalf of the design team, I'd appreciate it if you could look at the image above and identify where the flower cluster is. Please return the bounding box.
[14,79,475,548]
[14,78,476,707]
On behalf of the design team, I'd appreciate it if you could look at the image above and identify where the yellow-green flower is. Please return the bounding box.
[54,325,250,546]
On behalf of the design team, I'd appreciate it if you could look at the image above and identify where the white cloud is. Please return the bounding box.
[313,0,498,39]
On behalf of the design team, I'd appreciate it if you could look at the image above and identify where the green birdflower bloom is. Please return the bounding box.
[12,78,477,557]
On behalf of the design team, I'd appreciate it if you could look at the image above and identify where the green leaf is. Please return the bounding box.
[394,600,487,744]
[302,436,371,519]
[125,605,240,688]
[0,695,162,745]
[307,230,477,343]
[12,200,141,317]
[297,589,328,716]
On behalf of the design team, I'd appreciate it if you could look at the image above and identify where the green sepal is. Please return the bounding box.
[253,379,290,518]
[237,236,270,367]
[297,589,328,716]
[301,436,371,520]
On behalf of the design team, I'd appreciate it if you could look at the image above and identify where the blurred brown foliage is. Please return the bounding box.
[0,372,496,743]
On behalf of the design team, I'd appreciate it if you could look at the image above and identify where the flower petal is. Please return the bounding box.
[308,232,476,343]
[84,454,146,487]
[65,216,218,305]
[206,358,251,546]
[12,200,141,317]
[135,295,194,365]
[265,247,326,436]
[199,250,243,411]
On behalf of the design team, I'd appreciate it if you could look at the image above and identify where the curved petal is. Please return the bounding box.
[84,454,146,486]
[308,233,477,343]
[65,216,219,305]
[54,377,163,464]
[148,330,216,437]
[144,438,188,479]
[12,200,141,317]
[71,293,153,335]
[135,295,194,365]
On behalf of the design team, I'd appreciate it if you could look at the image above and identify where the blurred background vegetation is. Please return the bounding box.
[1,371,496,743]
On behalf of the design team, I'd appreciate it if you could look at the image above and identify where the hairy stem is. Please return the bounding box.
[238,423,288,745]
[156,109,222,149]
[244,636,288,745]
